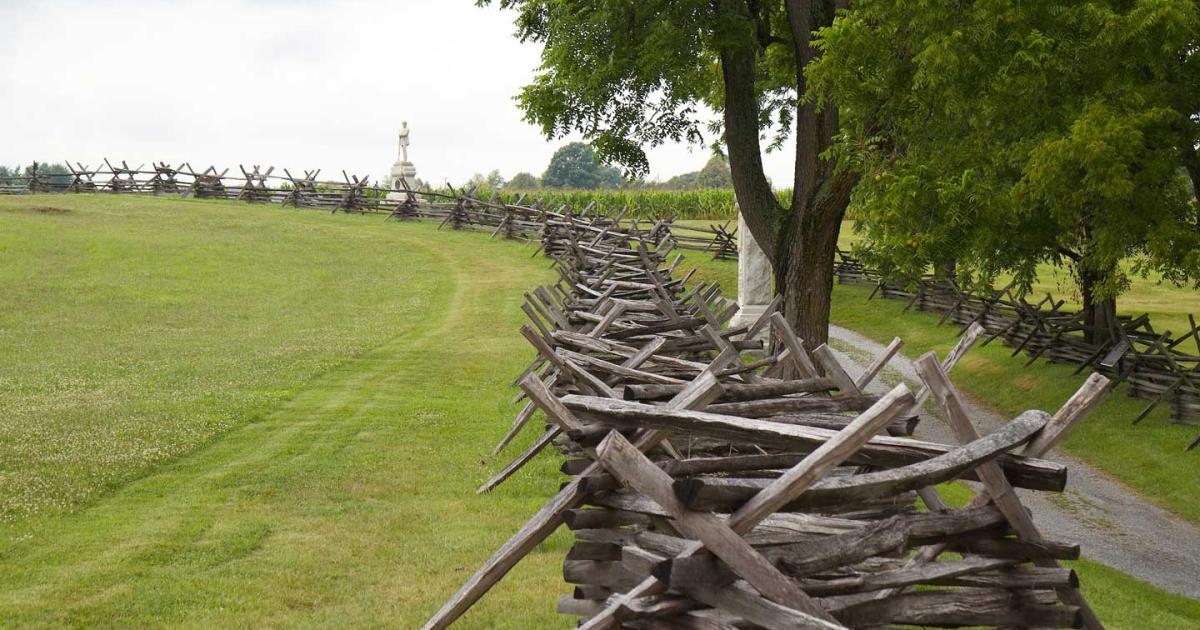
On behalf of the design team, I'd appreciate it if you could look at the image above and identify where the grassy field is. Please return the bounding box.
[0,196,1195,628]
[0,195,565,627]
[1,195,511,524]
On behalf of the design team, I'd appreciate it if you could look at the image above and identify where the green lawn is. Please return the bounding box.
[0,197,1194,628]
[0,195,566,627]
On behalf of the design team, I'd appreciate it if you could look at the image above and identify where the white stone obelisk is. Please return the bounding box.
[729,203,773,337]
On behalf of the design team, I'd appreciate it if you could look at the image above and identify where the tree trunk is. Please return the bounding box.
[774,171,858,348]
[777,211,841,347]
[718,0,855,350]
[769,0,852,349]
[1078,265,1118,345]
[718,5,783,259]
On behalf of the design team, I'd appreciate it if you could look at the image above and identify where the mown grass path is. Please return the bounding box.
[0,197,568,627]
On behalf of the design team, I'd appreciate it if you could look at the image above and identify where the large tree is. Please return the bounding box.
[662,153,733,190]
[506,171,541,189]
[809,0,1200,340]
[481,0,855,345]
[542,142,624,189]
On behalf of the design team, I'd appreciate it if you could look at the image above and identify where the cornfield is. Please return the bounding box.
[472,189,795,221]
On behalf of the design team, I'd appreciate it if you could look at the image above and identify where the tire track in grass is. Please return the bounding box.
[2,233,387,594]
[0,227,451,602]
[0,226,567,629]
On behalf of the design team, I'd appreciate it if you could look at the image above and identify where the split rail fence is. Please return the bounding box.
[423,215,1113,628]
[4,156,1131,626]
[0,160,736,259]
[834,251,1200,448]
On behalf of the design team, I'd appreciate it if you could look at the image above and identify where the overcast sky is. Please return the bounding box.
[0,0,796,186]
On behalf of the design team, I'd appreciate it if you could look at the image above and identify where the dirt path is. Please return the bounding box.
[828,324,1200,600]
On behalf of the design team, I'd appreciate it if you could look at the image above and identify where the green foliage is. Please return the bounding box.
[694,153,733,188]
[26,161,70,178]
[506,171,540,189]
[541,142,623,189]
[479,0,799,177]
[466,169,507,191]
[662,153,733,190]
[0,162,72,185]
[809,0,1200,302]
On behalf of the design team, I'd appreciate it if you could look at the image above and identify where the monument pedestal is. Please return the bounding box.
[387,161,417,201]
[728,210,773,344]
[391,161,417,190]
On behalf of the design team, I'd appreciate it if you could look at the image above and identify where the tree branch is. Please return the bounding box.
[1058,247,1082,263]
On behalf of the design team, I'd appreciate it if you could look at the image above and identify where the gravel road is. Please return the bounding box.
[828,324,1200,599]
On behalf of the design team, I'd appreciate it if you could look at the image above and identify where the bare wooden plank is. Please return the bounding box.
[855,336,902,391]
[577,387,913,629]
[812,344,860,395]
[561,396,1066,486]
[477,426,562,494]
[913,353,1101,630]
[594,431,831,618]
[769,313,819,378]
[687,583,846,630]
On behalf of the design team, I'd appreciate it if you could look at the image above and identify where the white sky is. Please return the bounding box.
[0,0,796,186]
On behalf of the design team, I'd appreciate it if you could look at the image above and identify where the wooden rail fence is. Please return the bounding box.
[424,218,1112,628]
[0,159,736,259]
[834,250,1200,448]
[3,158,1128,624]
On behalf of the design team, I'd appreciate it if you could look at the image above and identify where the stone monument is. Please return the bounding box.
[390,121,417,191]
[728,203,773,338]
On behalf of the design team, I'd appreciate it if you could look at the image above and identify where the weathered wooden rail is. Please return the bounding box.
[423,219,1112,628]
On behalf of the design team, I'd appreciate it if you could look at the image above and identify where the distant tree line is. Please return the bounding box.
[0,162,73,184]
[464,142,733,192]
